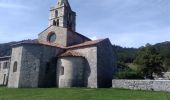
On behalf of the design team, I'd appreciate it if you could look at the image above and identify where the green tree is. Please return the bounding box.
[134,44,164,79]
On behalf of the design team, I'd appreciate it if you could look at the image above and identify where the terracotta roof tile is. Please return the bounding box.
[66,39,105,49]
[11,39,66,49]
[59,50,83,57]
[11,38,106,50]
[38,42,66,49]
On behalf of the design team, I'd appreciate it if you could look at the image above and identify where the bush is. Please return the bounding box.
[114,68,144,79]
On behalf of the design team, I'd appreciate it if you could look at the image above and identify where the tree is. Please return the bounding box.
[134,44,164,79]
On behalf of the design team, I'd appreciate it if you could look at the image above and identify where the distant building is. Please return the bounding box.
[0,0,117,88]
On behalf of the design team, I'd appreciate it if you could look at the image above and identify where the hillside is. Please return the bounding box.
[154,41,170,69]
[113,45,138,63]
[0,42,16,57]
[0,40,37,57]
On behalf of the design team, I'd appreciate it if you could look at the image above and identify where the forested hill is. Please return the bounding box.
[0,42,16,57]
[0,40,37,57]
[154,41,170,67]
[113,45,138,63]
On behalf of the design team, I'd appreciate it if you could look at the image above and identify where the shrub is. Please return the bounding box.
[114,68,144,79]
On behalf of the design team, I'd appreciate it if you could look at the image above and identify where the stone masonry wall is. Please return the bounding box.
[97,39,117,88]
[38,26,67,46]
[18,45,41,88]
[67,30,90,46]
[69,46,98,88]
[38,45,63,87]
[8,44,64,88]
[8,47,23,88]
[0,60,10,86]
[57,57,85,88]
[19,44,63,88]
[112,80,170,92]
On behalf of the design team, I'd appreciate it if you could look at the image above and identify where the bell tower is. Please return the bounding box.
[49,0,76,31]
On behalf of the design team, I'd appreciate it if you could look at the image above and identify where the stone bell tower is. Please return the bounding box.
[49,0,76,31]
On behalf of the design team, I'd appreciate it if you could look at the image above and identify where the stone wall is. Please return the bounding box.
[8,44,64,88]
[57,57,85,88]
[112,80,170,92]
[38,45,63,87]
[38,26,89,47]
[97,39,117,88]
[0,59,10,86]
[38,26,67,46]
[67,30,90,46]
[49,1,76,31]
[8,47,23,88]
[69,46,98,88]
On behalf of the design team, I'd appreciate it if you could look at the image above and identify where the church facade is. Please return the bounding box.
[0,0,117,88]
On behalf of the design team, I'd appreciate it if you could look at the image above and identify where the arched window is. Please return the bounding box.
[13,61,17,72]
[53,20,56,26]
[60,66,64,75]
[47,32,56,43]
[57,19,59,26]
[55,10,58,17]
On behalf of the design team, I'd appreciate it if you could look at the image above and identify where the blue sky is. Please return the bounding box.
[0,0,170,47]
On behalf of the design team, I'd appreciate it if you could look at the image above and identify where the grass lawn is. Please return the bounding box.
[0,87,170,100]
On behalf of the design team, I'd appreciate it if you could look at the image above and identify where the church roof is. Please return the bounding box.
[66,39,105,49]
[11,39,65,49]
[59,39,106,57]
[39,25,91,41]
[59,50,83,57]
[11,38,106,51]
[11,39,39,46]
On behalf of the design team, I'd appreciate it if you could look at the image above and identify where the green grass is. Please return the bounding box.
[0,87,170,100]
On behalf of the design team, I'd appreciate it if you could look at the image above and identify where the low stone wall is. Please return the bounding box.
[112,80,170,92]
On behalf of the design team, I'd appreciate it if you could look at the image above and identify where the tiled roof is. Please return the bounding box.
[59,50,83,57]
[11,38,106,50]
[38,42,66,49]
[66,39,105,49]
[11,39,66,49]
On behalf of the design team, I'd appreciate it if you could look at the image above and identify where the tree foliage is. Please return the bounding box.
[134,44,164,79]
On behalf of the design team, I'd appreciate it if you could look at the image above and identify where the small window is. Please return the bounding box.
[53,20,56,26]
[3,62,8,69]
[13,62,17,72]
[60,66,64,75]
[57,19,59,26]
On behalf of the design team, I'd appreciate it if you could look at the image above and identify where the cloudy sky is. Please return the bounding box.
[0,0,170,47]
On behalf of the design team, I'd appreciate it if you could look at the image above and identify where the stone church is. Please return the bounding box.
[0,0,117,88]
